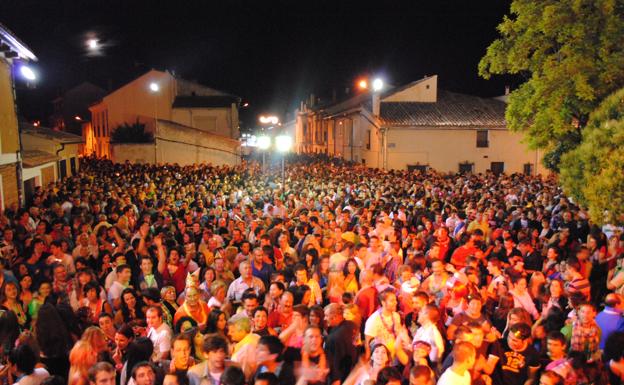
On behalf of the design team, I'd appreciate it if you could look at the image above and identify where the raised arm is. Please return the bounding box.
[155,235,167,274]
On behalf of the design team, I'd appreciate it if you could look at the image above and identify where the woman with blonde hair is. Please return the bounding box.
[326,270,345,304]
[68,340,99,385]
[80,326,109,356]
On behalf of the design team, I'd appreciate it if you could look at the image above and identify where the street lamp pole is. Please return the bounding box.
[281,156,285,188]
[149,82,160,163]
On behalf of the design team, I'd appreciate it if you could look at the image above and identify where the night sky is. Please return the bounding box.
[1,0,518,129]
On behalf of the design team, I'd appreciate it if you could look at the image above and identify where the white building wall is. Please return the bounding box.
[385,128,546,174]
[171,108,234,138]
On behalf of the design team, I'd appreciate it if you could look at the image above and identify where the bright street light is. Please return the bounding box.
[275,135,292,153]
[259,115,279,125]
[149,82,160,92]
[358,79,368,90]
[275,135,292,188]
[372,78,384,92]
[257,135,271,150]
[20,65,36,81]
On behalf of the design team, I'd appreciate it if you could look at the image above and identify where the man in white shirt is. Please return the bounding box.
[108,264,132,310]
[226,261,265,302]
[413,304,445,364]
[146,306,172,362]
[72,233,99,260]
[437,342,475,385]
[49,240,76,275]
[364,288,402,358]
[365,236,385,269]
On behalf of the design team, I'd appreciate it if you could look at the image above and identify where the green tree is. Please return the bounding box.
[111,119,153,143]
[560,87,624,225]
[479,0,624,170]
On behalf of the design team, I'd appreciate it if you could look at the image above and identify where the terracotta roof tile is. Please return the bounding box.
[378,91,506,127]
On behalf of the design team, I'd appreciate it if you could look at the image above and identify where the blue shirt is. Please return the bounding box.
[595,306,624,349]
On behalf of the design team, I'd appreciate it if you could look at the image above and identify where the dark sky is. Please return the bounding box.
[1,0,517,129]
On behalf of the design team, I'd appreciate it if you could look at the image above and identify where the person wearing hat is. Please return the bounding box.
[484,322,540,385]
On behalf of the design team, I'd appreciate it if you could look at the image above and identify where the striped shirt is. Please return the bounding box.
[566,276,591,300]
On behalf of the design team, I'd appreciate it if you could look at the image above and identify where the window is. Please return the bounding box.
[477,130,489,148]
[366,130,371,150]
[523,163,533,175]
[491,162,504,175]
[59,159,67,179]
[459,162,474,174]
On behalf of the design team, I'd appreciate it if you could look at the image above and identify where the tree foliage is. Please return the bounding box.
[560,87,624,225]
[111,119,153,143]
[479,0,624,170]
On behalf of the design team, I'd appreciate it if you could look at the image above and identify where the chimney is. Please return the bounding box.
[372,93,380,117]
[309,93,315,107]
[345,87,350,95]
[505,85,510,95]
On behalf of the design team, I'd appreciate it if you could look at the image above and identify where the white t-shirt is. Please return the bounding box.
[14,367,50,385]
[107,281,127,306]
[437,367,470,385]
[147,322,173,361]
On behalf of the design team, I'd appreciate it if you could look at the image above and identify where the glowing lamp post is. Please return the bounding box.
[372,78,384,91]
[275,135,292,188]
[149,82,160,127]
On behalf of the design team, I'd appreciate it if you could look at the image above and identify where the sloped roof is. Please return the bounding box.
[21,123,84,143]
[172,95,240,108]
[22,150,58,168]
[378,91,506,127]
[0,22,37,61]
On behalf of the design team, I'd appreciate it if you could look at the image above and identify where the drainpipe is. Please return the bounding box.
[154,120,158,164]
[56,142,66,179]
[11,70,24,207]
[380,127,388,170]
[350,119,354,161]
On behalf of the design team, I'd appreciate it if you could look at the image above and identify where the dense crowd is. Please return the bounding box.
[0,155,623,385]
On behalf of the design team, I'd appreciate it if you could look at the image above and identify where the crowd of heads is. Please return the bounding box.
[0,154,623,385]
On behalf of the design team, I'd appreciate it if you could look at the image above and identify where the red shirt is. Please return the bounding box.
[268,310,293,330]
[163,263,187,294]
[355,286,379,319]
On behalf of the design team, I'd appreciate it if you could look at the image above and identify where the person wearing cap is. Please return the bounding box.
[485,322,540,385]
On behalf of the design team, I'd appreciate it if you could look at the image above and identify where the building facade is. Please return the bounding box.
[86,69,241,165]
[0,22,37,211]
[295,75,546,175]
[20,123,83,204]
